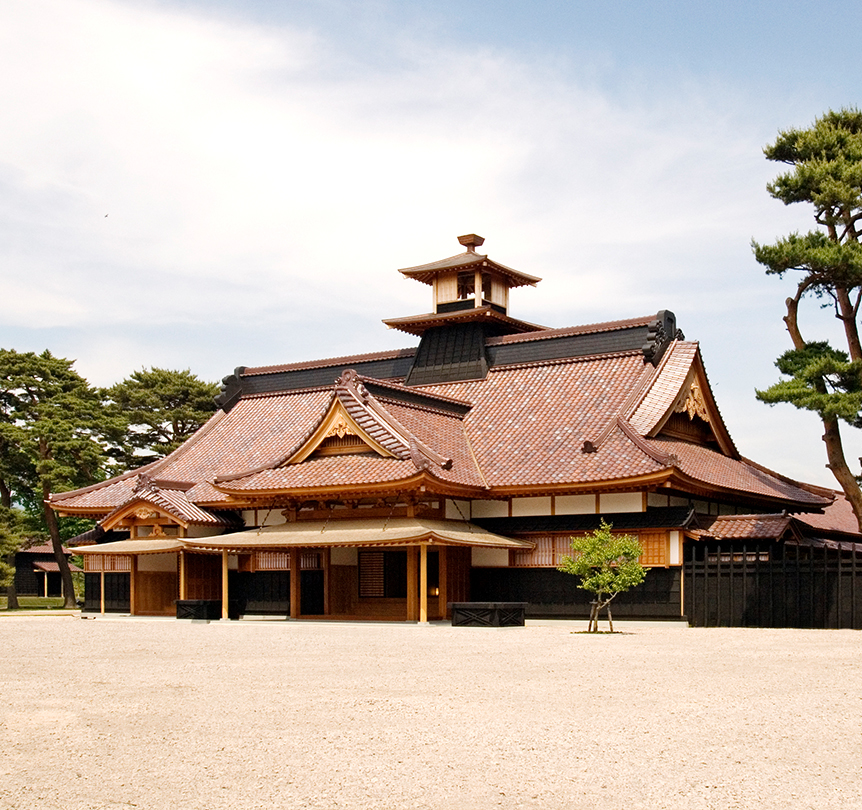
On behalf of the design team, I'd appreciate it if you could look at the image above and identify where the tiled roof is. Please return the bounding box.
[33,560,82,573]
[100,478,235,529]
[795,491,860,535]
[18,542,73,555]
[691,514,794,540]
[647,438,828,506]
[50,312,829,514]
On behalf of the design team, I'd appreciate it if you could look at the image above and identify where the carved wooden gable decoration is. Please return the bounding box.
[286,370,453,471]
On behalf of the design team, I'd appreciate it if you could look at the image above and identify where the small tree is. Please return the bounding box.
[558,520,646,632]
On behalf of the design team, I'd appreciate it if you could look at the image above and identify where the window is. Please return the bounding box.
[359,551,407,597]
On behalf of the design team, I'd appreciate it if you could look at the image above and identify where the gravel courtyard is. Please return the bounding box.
[1,616,859,810]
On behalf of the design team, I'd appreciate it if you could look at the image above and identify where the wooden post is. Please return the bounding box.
[221,550,229,620]
[323,547,331,616]
[179,551,187,601]
[406,546,418,621]
[129,556,137,616]
[438,546,448,619]
[419,543,428,623]
[100,568,105,615]
[289,548,300,619]
[44,572,49,598]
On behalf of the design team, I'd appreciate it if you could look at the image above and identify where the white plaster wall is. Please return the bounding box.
[241,510,257,527]
[555,494,596,514]
[331,547,358,566]
[446,499,472,520]
[669,531,681,566]
[511,496,552,517]
[137,553,177,573]
[647,492,669,508]
[599,492,644,513]
[472,547,509,567]
[260,510,287,527]
[471,499,508,518]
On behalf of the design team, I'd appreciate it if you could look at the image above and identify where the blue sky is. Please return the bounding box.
[1,0,860,486]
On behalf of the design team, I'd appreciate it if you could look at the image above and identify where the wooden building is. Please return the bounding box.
[59,234,862,626]
[12,542,80,598]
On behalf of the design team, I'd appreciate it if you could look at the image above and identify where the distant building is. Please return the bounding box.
[58,235,862,626]
[12,542,80,597]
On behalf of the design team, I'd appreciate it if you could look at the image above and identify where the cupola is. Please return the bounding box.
[384,235,545,385]
[383,234,544,338]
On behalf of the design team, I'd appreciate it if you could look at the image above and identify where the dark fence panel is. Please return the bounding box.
[470,567,681,618]
[231,571,289,615]
[684,543,862,628]
[83,573,130,613]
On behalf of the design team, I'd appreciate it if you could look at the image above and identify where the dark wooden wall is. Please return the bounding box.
[685,542,862,628]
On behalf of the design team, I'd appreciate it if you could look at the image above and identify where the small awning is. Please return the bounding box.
[74,539,185,555]
[183,517,534,552]
[32,560,82,573]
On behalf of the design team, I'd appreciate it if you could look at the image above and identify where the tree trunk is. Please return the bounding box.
[822,418,862,531]
[42,490,76,609]
[835,287,862,360]
[606,604,614,633]
[785,292,862,531]
[5,555,19,610]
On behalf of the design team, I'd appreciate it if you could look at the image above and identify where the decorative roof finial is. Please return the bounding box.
[457,233,485,253]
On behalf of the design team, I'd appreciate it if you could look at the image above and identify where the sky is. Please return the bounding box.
[1,0,860,487]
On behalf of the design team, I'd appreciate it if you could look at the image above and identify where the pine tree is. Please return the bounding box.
[752,108,862,529]
[105,368,218,468]
[0,349,123,607]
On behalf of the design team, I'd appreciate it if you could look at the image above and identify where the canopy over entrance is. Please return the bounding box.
[183,517,534,552]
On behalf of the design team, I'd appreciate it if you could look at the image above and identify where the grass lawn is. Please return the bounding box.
[0,596,68,610]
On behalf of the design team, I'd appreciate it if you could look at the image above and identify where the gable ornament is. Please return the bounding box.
[675,380,710,422]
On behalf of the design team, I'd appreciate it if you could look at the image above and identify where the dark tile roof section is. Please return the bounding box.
[241,354,417,397]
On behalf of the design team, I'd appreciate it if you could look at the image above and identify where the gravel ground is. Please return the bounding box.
[1,615,860,810]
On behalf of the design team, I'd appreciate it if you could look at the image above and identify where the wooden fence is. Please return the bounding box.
[684,542,862,628]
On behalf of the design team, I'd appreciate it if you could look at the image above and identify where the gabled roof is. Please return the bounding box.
[100,475,234,530]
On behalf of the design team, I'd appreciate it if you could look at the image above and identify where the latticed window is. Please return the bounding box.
[83,554,132,572]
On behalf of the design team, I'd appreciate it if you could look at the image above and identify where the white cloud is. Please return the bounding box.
[0,0,848,485]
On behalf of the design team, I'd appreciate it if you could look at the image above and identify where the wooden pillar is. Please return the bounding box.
[179,551,187,601]
[419,543,428,623]
[406,546,418,621]
[323,547,331,616]
[44,572,49,598]
[100,567,105,615]
[221,549,229,620]
[289,548,300,619]
[474,270,482,307]
[438,545,448,619]
[129,556,137,616]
